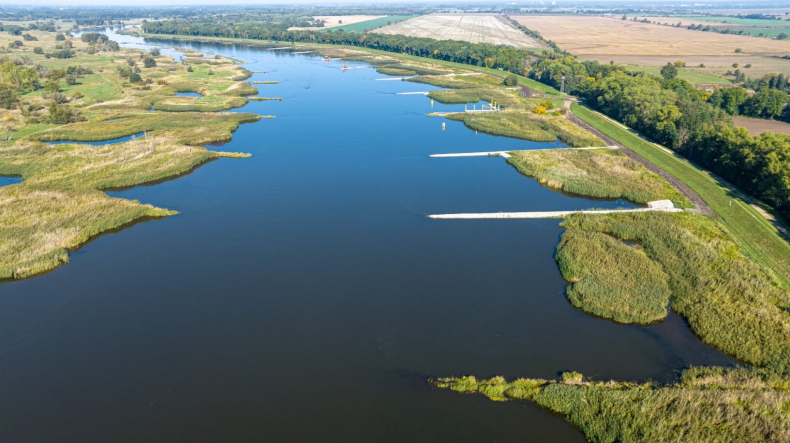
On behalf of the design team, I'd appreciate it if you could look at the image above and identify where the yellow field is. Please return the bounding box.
[377,14,544,49]
[289,15,384,31]
[511,15,790,56]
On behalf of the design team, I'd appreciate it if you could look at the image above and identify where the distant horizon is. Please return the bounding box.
[0,0,783,6]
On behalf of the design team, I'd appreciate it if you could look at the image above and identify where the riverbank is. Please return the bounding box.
[0,29,261,278]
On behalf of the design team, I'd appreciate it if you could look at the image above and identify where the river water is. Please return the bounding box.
[0,29,737,442]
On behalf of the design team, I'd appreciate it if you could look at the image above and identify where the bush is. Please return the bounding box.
[55,33,65,41]
[534,105,547,115]
[503,73,519,86]
[143,57,156,68]
[733,63,739,68]
[150,48,160,56]
[0,87,17,109]
[128,73,142,83]
[33,47,43,54]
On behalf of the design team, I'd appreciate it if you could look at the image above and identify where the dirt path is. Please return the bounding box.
[567,112,714,217]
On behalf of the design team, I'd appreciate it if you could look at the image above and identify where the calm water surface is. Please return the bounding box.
[0,30,737,442]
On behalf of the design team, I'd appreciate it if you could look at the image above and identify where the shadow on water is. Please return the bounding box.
[0,26,742,443]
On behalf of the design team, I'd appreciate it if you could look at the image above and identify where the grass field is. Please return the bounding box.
[511,15,790,55]
[620,64,730,84]
[321,15,414,33]
[377,14,545,49]
[733,117,790,136]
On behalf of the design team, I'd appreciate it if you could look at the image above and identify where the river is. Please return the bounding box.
[0,28,737,442]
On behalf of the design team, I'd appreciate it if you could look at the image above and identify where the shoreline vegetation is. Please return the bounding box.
[0,29,260,279]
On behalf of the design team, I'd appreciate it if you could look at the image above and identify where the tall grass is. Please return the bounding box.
[427,88,522,108]
[556,229,671,324]
[446,111,605,147]
[0,30,260,280]
[506,149,689,206]
[562,211,790,373]
[435,368,790,443]
[30,113,260,145]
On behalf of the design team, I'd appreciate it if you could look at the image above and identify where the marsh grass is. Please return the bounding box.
[427,88,521,108]
[561,212,790,373]
[506,149,689,206]
[446,111,605,147]
[435,368,790,443]
[556,229,671,324]
[0,33,261,279]
[376,67,417,76]
[30,113,260,145]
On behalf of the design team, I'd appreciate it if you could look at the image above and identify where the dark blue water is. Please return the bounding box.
[48,132,145,146]
[175,92,203,98]
[0,29,738,442]
[0,176,22,187]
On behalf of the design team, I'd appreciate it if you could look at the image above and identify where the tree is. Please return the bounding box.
[55,33,65,41]
[129,73,142,83]
[150,47,160,56]
[143,57,156,68]
[708,87,749,115]
[0,86,17,109]
[741,88,789,119]
[47,103,76,124]
[33,46,43,54]
[503,73,518,86]
[778,33,788,40]
[660,62,678,80]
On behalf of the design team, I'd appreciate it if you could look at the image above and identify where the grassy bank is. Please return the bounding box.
[435,367,790,443]
[571,103,790,287]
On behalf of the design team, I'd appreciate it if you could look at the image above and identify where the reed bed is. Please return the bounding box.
[506,149,689,206]
[435,367,790,443]
[561,212,790,373]
[427,88,522,108]
[446,111,605,147]
[31,113,260,145]
[556,229,671,324]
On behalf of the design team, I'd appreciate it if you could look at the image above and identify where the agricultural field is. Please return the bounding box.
[733,116,790,135]
[639,15,790,39]
[377,14,545,49]
[288,15,383,31]
[323,15,414,33]
[511,15,790,56]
